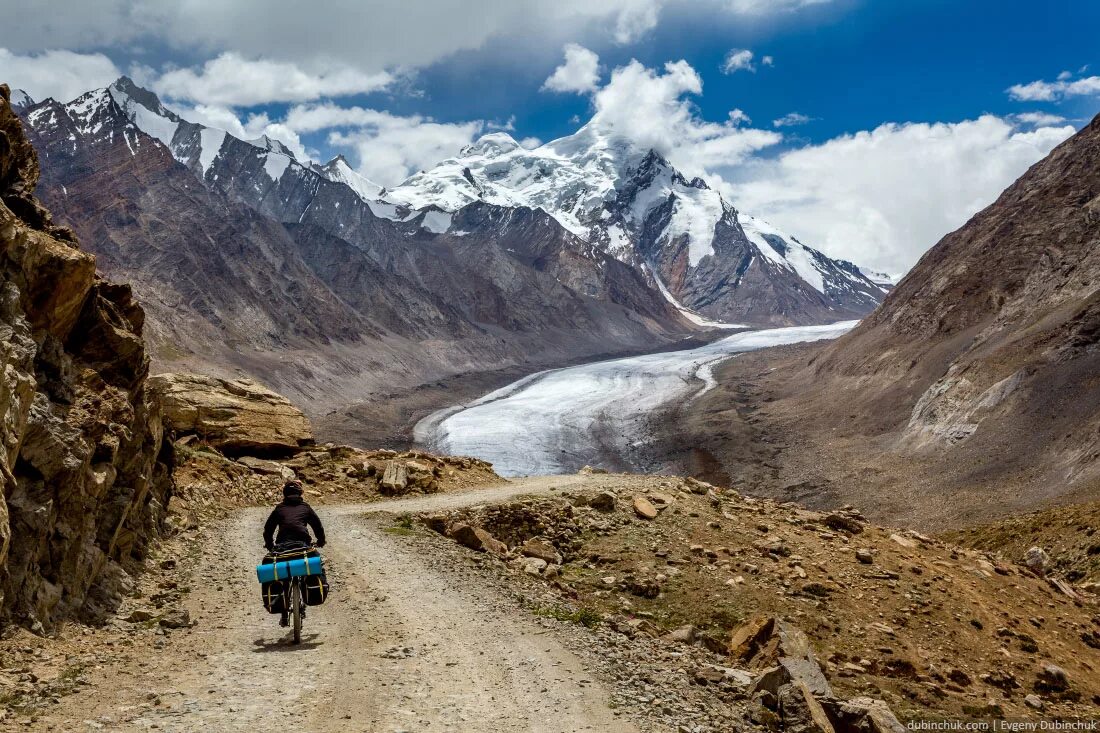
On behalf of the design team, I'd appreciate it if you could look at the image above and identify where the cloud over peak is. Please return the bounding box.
[151,53,394,106]
[542,44,602,94]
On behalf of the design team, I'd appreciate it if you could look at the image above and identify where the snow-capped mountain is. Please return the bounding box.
[16,79,687,414]
[314,155,384,201]
[382,122,886,325]
[20,76,885,327]
[857,267,900,290]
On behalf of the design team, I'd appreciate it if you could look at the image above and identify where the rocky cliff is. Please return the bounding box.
[0,85,172,630]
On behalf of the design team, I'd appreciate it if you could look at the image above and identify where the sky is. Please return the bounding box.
[1,0,1097,273]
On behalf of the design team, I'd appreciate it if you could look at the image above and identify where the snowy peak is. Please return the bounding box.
[102,77,302,184]
[383,115,887,323]
[318,155,384,200]
[460,132,521,158]
[858,267,900,290]
[9,89,33,109]
[107,76,185,150]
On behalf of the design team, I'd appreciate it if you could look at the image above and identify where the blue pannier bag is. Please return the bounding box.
[256,555,323,583]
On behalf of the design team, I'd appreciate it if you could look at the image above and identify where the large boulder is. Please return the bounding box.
[148,373,313,455]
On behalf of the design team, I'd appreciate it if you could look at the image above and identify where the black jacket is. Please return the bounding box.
[263,496,326,549]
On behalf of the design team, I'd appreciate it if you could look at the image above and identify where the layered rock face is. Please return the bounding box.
[150,373,313,455]
[0,86,172,629]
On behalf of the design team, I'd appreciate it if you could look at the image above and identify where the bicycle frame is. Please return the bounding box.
[268,542,317,644]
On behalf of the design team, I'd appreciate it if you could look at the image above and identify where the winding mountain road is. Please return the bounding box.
[37,477,639,733]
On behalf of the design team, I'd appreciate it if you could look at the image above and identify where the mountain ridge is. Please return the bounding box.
[71,76,884,328]
[17,79,695,442]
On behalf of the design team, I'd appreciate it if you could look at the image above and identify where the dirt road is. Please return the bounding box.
[36,476,638,732]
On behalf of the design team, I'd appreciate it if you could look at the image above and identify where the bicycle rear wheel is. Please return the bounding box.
[291,581,302,644]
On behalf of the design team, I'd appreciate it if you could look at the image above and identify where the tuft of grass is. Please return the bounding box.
[532,604,602,628]
[57,664,86,683]
[383,515,416,536]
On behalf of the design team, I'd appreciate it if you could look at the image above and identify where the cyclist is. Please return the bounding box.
[263,479,327,626]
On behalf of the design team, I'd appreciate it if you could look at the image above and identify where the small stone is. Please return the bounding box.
[888,533,917,549]
[589,491,617,511]
[855,549,874,564]
[158,609,191,629]
[824,513,864,534]
[1024,547,1051,575]
[1024,694,1044,711]
[663,625,696,644]
[521,538,562,565]
[522,558,548,576]
[1036,664,1068,693]
[633,496,658,520]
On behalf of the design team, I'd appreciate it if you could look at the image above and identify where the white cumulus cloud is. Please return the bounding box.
[1007,72,1100,102]
[727,116,1075,273]
[278,103,484,185]
[721,49,757,74]
[0,0,837,78]
[1011,111,1067,126]
[542,44,602,94]
[175,103,312,160]
[772,112,813,127]
[152,52,394,106]
[591,58,782,176]
[0,48,122,103]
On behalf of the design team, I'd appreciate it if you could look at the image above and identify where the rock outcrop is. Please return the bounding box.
[149,373,313,456]
[0,85,172,630]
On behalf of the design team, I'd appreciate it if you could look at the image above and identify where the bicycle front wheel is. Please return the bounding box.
[291,581,302,644]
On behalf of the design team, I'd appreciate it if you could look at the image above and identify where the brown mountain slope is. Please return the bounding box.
[657,112,1100,528]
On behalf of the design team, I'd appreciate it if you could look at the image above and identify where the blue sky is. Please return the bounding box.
[1,0,1097,271]
[402,0,1098,149]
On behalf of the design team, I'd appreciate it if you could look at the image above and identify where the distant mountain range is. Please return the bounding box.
[12,78,888,439]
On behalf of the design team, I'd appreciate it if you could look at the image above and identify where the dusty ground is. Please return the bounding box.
[2,476,652,732]
[946,498,1100,585]
[7,465,1100,731]
[422,478,1100,722]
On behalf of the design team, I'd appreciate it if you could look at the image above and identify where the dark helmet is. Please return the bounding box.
[282,479,304,498]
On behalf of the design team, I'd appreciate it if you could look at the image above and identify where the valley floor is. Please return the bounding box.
[415,322,854,477]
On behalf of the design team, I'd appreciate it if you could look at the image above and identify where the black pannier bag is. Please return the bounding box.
[262,578,288,614]
[302,574,330,606]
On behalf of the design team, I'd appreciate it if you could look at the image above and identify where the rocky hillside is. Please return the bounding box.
[416,475,1100,724]
[656,112,1100,527]
[0,85,173,631]
[811,112,1100,504]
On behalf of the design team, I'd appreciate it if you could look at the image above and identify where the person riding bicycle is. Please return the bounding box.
[263,479,326,626]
